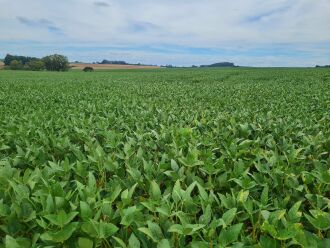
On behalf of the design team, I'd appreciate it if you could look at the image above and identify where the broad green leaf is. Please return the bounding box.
[221,208,237,227]
[80,201,93,221]
[293,230,318,248]
[261,221,277,237]
[88,172,96,191]
[190,241,210,248]
[170,159,179,171]
[138,227,155,242]
[113,236,127,248]
[45,194,55,213]
[288,201,302,222]
[182,224,205,235]
[275,223,301,240]
[44,210,78,227]
[269,210,286,223]
[168,224,183,235]
[261,185,269,206]
[259,235,281,248]
[40,222,78,243]
[199,204,212,225]
[128,233,140,248]
[5,235,20,248]
[219,223,243,247]
[121,206,139,226]
[156,205,170,217]
[237,190,249,203]
[81,220,119,239]
[0,200,10,217]
[196,182,208,201]
[99,222,119,239]
[157,239,171,248]
[304,210,330,230]
[147,221,163,241]
[172,180,182,203]
[318,239,330,248]
[5,236,30,248]
[108,184,122,203]
[78,237,94,248]
[150,180,161,200]
[138,222,163,242]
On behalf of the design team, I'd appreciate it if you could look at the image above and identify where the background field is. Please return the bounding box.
[0,62,160,70]
[70,63,160,70]
[0,68,329,247]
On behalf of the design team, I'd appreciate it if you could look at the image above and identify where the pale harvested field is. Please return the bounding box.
[0,62,4,69]
[70,63,160,70]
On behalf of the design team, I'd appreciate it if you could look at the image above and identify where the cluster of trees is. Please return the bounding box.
[160,62,237,68]
[200,62,236,68]
[95,59,156,67]
[315,65,330,68]
[98,60,128,65]
[3,54,69,71]
[4,54,37,66]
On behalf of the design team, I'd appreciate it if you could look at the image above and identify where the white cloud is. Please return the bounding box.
[0,0,329,66]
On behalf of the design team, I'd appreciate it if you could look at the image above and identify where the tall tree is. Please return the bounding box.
[42,54,69,71]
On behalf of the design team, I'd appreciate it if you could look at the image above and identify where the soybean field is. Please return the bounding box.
[0,68,329,247]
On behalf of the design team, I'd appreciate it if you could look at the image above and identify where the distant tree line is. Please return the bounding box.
[4,54,38,66]
[95,59,156,67]
[160,62,237,68]
[3,54,69,71]
[98,60,128,65]
[315,65,330,68]
[200,62,236,68]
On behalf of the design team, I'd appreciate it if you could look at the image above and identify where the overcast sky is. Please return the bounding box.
[1,0,330,66]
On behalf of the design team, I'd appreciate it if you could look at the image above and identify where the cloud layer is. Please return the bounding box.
[0,0,330,66]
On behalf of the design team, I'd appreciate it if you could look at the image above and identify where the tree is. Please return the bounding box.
[83,66,94,72]
[42,54,69,71]
[9,60,23,70]
[27,60,45,71]
[4,54,14,66]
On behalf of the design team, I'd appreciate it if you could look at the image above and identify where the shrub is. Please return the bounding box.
[9,60,23,70]
[27,60,45,71]
[83,66,94,72]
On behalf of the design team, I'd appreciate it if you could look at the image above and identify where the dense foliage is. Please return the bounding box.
[3,54,67,71]
[200,62,236,68]
[99,60,128,65]
[27,60,45,71]
[0,68,329,247]
[83,67,94,72]
[42,54,69,72]
[316,65,330,68]
[9,60,23,70]
[3,54,38,66]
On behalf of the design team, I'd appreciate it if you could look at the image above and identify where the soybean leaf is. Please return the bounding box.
[219,223,243,247]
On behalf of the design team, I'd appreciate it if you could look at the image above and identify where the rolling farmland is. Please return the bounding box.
[70,63,160,70]
[0,68,329,247]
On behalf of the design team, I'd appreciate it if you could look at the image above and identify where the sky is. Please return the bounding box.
[0,0,330,67]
